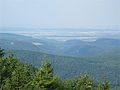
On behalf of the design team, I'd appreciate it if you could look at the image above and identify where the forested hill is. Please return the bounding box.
[5,50,120,85]
[1,33,120,57]
[0,48,119,90]
[0,33,120,89]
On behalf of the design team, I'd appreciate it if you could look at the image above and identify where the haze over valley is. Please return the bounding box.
[0,28,120,41]
[0,0,120,89]
[0,32,120,86]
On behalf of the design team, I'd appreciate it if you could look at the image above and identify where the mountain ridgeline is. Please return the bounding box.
[0,33,120,87]
[1,33,120,57]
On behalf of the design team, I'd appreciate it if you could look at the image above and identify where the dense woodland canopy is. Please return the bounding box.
[0,48,119,90]
[0,33,120,84]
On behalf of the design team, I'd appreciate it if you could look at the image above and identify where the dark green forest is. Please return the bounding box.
[0,33,120,85]
[0,48,120,90]
[9,50,120,85]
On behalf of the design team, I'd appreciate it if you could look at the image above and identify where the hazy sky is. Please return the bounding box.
[0,0,120,29]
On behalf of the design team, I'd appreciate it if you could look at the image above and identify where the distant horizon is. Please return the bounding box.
[0,27,120,41]
[0,27,120,30]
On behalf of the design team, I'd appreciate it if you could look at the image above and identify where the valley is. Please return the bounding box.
[0,33,120,85]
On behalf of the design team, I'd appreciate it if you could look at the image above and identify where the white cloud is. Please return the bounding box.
[32,42,43,46]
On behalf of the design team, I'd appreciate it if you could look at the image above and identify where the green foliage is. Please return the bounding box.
[0,48,4,58]
[29,59,63,90]
[75,75,94,90]
[9,50,120,85]
[3,64,33,90]
[114,81,120,90]
[0,53,17,89]
[0,48,119,90]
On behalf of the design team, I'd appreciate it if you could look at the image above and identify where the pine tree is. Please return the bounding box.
[0,48,6,89]
[102,81,110,90]
[3,63,33,90]
[31,60,62,90]
[75,74,94,90]
[0,48,4,58]
[114,81,119,90]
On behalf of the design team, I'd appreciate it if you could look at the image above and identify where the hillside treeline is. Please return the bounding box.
[0,48,119,90]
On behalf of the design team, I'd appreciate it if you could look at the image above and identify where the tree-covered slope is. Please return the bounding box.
[0,48,118,90]
[5,50,120,85]
[1,33,120,57]
[1,33,120,85]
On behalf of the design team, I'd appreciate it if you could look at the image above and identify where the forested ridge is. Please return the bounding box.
[0,48,119,90]
[9,50,120,85]
[0,33,120,84]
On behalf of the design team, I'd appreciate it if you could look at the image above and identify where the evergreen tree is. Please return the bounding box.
[0,54,18,89]
[75,74,94,90]
[114,81,119,90]
[0,48,4,58]
[31,60,62,90]
[102,81,110,90]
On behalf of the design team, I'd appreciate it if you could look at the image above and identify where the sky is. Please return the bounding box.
[0,0,120,29]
